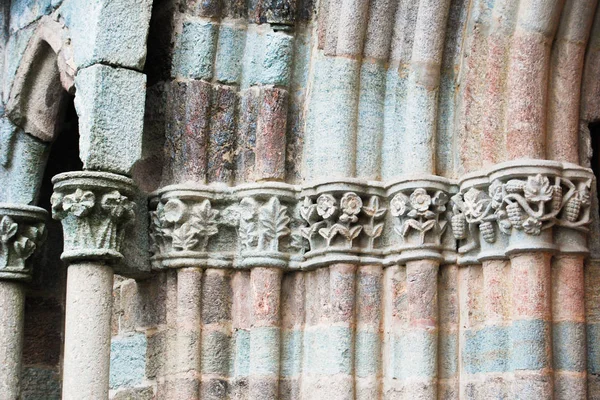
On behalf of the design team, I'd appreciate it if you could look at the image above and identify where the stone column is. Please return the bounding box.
[0,204,46,400]
[51,171,136,400]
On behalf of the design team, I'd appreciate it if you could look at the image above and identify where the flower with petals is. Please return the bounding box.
[524,174,552,203]
[101,191,135,221]
[62,189,95,217]
[463,188,486,219]
[410,188,431,212]
[390,193,409,217]
[340,193,362,216]
[523,217,542,235]
[163,199,187,223]
[316,194,337,219]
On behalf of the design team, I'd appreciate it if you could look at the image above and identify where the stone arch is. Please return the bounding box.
[6,16,75,143]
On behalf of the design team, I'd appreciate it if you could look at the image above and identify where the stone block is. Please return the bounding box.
[171,16,217,79]
[74,64,146,175]
[21,366,61,400]
[58,0,152,70]
[110,333,147,389]
[110,386,154,400]
[0,128,49,204]
[9,0,55,33]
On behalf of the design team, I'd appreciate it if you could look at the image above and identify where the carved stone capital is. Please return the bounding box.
[299,181,387,268]
[149,178,457,270]
[51,171,136,263]
[386,176,455,263]
[0,204,47,281]
[452,160,594,264]
[149,183,300,269]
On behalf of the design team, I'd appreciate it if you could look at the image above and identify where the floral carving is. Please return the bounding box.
[451,173,593,253]
[362,196,387,250]
[239,197,291,252]
[390,189,448,245]
[52,186,135,259]
[300,192,386,251]
[0,213,46,279]
[150,199,220,253]
[62,189,95,217]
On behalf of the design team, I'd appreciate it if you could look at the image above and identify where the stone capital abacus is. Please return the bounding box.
[0,204,47,281]
[51,171,136,263]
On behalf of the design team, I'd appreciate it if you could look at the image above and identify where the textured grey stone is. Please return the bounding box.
[0,128,49,204]
[9,0,55,33]
[110,333,147,389]
[21,366,61,400]
[74,64,146,175]
[57,0,152,70]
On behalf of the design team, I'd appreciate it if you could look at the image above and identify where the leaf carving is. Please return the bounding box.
[258,197,290,251]
[172,222,200,251]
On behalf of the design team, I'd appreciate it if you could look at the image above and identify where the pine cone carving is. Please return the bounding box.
[551,185,562,212]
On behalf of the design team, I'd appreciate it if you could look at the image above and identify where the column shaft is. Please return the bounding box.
[174,267,203,398]
[406,259,439,398]
[62,263,114,400]
[249,267,282,399]
[552,255,587,399]
[0,281,25,400]
[510,252,553,399]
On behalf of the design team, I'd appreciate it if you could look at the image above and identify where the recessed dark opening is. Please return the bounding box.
[21,94,81,399]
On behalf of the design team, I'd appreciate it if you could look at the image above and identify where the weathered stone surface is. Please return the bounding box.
[21,366,61,400]
[74,64,145,175]
[0,129,49,204]
[58,0,152,70]
[110,333,147,389]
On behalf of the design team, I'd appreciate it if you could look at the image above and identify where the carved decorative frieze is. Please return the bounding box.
[148,162,594,269]
[149,183,299,269]
[149,179,456,269]
[52,171,136,262]
[453,160,594,263]
[0,204,47,281]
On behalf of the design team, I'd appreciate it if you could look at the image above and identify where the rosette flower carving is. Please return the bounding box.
[316,194,337,219]
[300,193,386,251]
[391,189,449,245]
[62,189,95,218]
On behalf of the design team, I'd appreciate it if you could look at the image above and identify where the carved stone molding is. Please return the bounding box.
[0,204,47,281]
[149,178,455,270]
[51,171,136,262]
[452,160,594,264]
[149,183,300,269]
